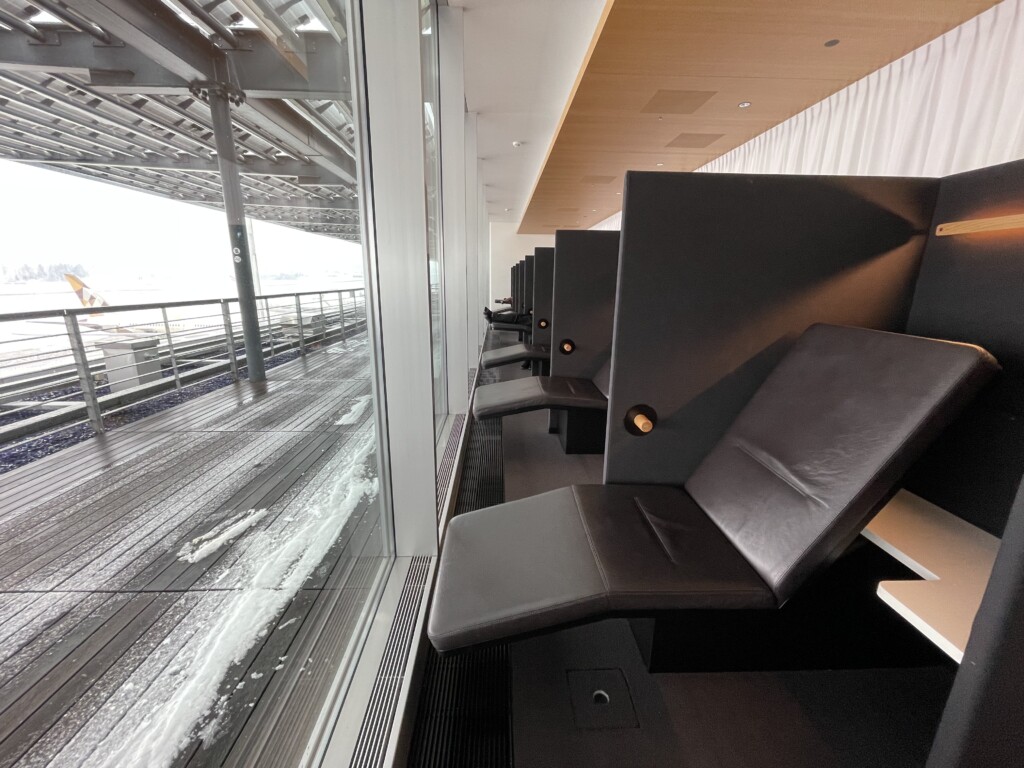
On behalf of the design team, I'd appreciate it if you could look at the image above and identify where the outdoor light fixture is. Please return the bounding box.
[935,213,1024,237]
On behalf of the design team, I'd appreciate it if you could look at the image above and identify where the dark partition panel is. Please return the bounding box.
[510,264,518,311]
[518,259,527,314]
[549,230,621,382]
[904,158,1024,536]
[532,247,554,346]
[926,479,1024,768]
[604,171,940,486]
[523,255,535,313]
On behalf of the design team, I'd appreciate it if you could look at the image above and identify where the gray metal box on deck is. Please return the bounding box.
[99,336,161,393]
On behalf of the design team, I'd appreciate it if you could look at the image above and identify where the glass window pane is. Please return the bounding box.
[420,0,448,436]
[0,2,391,765]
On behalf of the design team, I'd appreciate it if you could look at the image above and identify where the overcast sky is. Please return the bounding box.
[0,160,365,292]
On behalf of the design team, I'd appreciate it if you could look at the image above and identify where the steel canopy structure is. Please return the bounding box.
[0,0,363,380]
[0,0,359,239]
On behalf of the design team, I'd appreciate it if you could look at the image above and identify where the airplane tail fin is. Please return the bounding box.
[64,273,109,309]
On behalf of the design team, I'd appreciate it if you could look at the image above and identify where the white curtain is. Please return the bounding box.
[700,0,1024,177]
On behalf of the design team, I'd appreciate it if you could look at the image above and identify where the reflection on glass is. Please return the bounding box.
[0,1,390,765]
[421,0,448,436]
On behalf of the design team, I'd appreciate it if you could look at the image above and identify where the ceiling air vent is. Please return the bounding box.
[667,132,723,149]
[641,89,716,114]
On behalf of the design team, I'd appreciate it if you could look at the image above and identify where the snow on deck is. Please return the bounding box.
[0,335,387,768]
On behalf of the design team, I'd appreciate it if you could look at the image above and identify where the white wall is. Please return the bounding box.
[591,0,1024,232]
[488,222,553,304]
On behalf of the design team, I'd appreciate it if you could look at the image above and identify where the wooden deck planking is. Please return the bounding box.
[0,432,299,591]
[0,338,384,767]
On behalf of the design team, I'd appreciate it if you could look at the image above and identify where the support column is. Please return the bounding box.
[208,87,266,383]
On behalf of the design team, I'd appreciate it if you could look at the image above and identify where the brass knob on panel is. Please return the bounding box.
[559,339,575,354]
[538,319,549,329]
[624,405,657,436]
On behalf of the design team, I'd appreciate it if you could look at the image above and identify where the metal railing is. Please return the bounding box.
[0,288,367,445]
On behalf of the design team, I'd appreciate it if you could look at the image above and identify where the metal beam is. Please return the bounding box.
[238,97,356,184]
[31,0,112,44]
[0,29,192,89]
[0,71,201,157]
[223,32,349,100]
[0,10,47,42]
[241,197,357,210]
[0,29,351,99]
[15,153,350,182]
[304,0,347,44]
[71,0,218,82]
[221,0,306,75]
[49,75,219,155]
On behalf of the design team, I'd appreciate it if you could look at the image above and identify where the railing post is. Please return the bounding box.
[318,293,325,342]
[264,297,275,357]
[160,307,181,389]
[294,294,305,355]
[64,313,104,433]
[221,300,239,381]
[337,290,348,342]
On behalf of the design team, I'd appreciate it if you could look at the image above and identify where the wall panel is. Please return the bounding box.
[604,171,939,485]
[903,158,1024,536]
[532,247,555,347]
[549,230,620,381]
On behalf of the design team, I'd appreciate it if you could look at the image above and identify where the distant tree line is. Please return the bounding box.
[2,263,88,282]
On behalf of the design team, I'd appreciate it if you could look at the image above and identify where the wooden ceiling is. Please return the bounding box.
[519,0,999,234]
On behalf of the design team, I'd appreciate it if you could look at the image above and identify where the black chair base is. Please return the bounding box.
[558,408,606,454]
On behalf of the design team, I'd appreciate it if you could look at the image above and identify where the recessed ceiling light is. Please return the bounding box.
[656,162,664,167]
[504,207,511,212]
[616,192,622,195]
[591,209,597,212]
[738,101,752,109]
[824,38,840,47]
[511,140,523,148]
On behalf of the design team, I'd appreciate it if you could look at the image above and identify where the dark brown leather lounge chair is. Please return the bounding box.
[471,364,608,420]
[429,324,999,652]
[479,342,550,370]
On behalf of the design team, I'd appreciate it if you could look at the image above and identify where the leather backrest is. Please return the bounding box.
[685,324,999,604]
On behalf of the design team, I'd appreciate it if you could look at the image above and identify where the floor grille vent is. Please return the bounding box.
[408,370,511,766]
[436,414,466,519]
[349,556,431,768]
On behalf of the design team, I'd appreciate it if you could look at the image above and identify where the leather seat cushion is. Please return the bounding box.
[472,376,607,419]
[428,485,773,652]
[480,343,550,369]
[489,321,531,333]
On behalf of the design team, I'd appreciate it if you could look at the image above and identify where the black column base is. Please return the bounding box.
[557,409,606,454]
